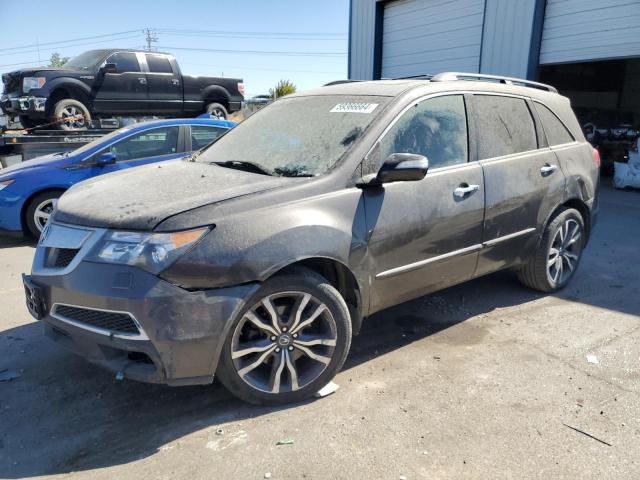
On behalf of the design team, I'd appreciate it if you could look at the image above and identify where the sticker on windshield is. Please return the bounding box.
[330,102,379,114]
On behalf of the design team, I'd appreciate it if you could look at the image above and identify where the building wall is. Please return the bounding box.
[480,0,542,78]
[349,0,542,80]
[349,0,377,80]
[540,0,640,65]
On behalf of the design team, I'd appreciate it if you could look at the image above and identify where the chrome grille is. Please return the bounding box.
[53,305,140,335]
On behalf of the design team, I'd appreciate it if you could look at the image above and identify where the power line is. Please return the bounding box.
[0,34,143,57]
[159,31,345,41]
[156,28,346,38]
[159,45,347,57]
[0,29,142,52]
[180,61,344,75]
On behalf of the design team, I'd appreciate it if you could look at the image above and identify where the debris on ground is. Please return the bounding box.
[115,371,124,381]
[264,473,272,479]
[276,439,295,445]
[586,355,599,364]
[563,423,612,446]
[315,381,339,398]
[216,428,225,436]
[0,370,21,382]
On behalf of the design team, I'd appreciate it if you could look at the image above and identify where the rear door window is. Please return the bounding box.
[106,52,140,73]
[370,94,468,171]
[534,102,575,146]
[108,126,179,161]
[191,125,227,150]
[472,95,537,160]
[146,54,173,74]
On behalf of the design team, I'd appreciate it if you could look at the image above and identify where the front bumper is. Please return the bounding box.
[28,223,260,385]
[1,94,47,116]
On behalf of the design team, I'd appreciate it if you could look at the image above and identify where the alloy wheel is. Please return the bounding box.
[33,198,58,233]
[60,105,85,129]
[230,291,337,394]
[547,218,582,286]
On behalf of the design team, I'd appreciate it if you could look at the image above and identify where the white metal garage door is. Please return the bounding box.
[540,0,640,65]
[380,0,485,78]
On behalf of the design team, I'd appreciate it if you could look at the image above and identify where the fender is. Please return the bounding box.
[201,85,231,104]
[45,77,93,100]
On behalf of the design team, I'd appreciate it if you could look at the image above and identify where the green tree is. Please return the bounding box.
[269,79,296,99]
[48,52,69,67]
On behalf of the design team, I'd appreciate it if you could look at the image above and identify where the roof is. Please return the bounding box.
[83,48,175,57]
[123,118,236,131]
[291,73,562,103]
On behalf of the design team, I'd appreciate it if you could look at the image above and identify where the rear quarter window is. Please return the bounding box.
[472,95,537,160]
[534,102,575,146]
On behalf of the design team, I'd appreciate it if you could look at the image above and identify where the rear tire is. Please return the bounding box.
[518,208,585,292]
[25,191,63,238]
[52,99,91,130]
[216,267,352,405]
[205,102,228,119]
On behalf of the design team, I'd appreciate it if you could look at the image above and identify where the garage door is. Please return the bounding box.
[540,0,640,65]
[380,0,485,78]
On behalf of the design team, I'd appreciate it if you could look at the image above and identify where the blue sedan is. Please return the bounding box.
[0,118,235,237]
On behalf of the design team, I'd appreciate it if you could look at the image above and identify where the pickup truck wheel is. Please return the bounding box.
[216,268,352,405]
[52,99,91,130]
[205,102,228,119]
[518,208,585,292]
[25,191,63,238]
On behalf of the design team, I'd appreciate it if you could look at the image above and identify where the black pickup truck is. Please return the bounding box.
[1,49,244,130]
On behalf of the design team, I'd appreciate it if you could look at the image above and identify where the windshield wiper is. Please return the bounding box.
[273,166,315,177]
[211,160,275,176]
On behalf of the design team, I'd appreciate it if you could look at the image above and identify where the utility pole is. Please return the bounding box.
[144,28,158,52]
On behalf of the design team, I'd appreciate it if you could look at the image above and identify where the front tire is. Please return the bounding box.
[25,191,62,238]
[52,99,91,130]
[216,268,352,405]
[518,208,585,292]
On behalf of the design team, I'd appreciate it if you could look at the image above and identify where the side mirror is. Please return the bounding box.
[375,153,429,184]
[102,63,117,74]
[96,152,117,166]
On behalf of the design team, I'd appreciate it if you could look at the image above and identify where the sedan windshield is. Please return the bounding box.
[64,50,108,71]
[196,95,390,176]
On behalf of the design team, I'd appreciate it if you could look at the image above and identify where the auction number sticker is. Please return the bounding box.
[330,102,379,113]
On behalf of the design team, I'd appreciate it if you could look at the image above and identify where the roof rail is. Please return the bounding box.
[388,74,434,80]
[431,72,558,93]
[323,80,364,86]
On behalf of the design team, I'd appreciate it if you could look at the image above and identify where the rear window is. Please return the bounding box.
[146,54,173,74]
[191,125,226,150]
[534,102,575,146]
[472,95,537,160]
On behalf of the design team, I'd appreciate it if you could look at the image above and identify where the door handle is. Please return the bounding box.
[171,79,180,85]
[540,164,558,176]
[138,77,147,85]
[453,183,480,198]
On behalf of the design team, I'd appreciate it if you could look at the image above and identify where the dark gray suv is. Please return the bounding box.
[24,72,599,404]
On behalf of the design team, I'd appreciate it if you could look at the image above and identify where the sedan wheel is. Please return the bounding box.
[33,198,58,233]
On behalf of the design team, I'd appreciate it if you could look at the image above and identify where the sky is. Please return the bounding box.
[0,0,349,97]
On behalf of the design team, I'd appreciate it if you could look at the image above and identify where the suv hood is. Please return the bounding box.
[54,160,293,230]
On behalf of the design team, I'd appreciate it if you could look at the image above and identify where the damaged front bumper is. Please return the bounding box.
[1,94,47,116]
[26,223,259,385]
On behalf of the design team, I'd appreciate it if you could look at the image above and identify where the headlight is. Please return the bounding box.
[89,227,209,274]
[23,77,46,92]
[0,179,15,191]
